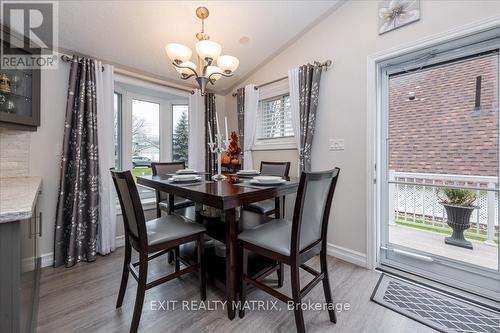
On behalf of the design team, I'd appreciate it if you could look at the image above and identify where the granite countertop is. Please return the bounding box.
[0,177,42,223]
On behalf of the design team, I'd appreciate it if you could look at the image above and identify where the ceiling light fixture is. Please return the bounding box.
[165,7,239,95]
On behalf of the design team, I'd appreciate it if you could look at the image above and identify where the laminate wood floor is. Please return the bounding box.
[37,248,435,333]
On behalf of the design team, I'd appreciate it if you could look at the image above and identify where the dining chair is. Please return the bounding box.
[238,168,340,333]
[151,162,194,218]
[111,169,206,333]
[242,161,291,217]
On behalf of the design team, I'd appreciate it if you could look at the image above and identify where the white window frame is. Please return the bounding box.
[114,85,188,207]
[253,79,296,151]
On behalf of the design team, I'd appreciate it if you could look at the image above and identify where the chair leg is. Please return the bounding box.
[116,244,132,308]
[197,235,206,301]
[168,250,174,264]
[277,262,284,288]
[291,263,305,333]
[174,246,180,273]
[320,250,337,323]
[239,247,248,318]
[130,253,148,333]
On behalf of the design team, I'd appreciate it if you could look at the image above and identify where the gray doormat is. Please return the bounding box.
[371,274,500,332]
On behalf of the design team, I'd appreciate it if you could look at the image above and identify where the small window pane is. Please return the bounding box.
[113,92,122,169]
[172,104,189,163]
[132,99,159,199]
[257,95,293,139]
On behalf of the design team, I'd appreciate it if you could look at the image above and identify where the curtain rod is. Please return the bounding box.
[61,54,195,95]
[61,54,105,72]
[231,59,332,97]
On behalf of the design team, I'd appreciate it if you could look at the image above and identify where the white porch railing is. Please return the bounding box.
[389,171,499,244]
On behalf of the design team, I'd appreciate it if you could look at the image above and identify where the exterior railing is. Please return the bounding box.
[389,171,499,244]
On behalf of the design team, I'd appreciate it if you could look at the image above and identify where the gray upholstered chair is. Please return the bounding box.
[242,161,291,216]
[111,169,206,333]
[151,162,194,218]
[238,168,340,333]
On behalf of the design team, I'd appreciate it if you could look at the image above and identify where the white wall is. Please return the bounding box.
[29,62,70,258]
[224,0,500,260]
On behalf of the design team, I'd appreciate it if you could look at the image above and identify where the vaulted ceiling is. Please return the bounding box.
[58,1,341,93]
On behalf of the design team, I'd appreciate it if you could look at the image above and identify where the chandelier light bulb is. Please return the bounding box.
[165,43,192,63]
[196,40,222,61]
[206,66,222,81]
[174,61,197,76]
[217,55,239,73]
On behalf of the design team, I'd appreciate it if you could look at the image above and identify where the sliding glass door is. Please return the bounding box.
[379,38,500,299]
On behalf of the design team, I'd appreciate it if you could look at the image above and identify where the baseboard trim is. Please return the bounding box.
[24,239,367,270]
[22,252,54,272]
[115,235,125,248]
[22,235,127,271]
[327,243,367,268]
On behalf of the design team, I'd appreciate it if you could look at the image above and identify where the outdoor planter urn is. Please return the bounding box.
[442,203,477,250]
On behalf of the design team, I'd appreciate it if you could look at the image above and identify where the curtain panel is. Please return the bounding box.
[188,89,206,171]
[205,93,217,174]
[243,85,259,170]
[54,56,99,267]
[289,63,324,172]
[95,61,116,255]
[236,87,245,166]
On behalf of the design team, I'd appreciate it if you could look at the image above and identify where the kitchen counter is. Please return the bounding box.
[0,176,42,223]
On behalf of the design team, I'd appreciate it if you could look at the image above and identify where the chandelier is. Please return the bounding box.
[165,7,239,95]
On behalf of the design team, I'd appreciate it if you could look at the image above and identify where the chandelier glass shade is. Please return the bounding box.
[165,7,239,94]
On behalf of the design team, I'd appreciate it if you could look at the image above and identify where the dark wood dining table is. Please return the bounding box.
[137,175,299,319]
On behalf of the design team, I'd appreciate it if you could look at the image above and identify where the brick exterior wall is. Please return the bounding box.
[389,54,499,177]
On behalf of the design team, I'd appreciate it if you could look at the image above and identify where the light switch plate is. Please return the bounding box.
[329,139,344,151]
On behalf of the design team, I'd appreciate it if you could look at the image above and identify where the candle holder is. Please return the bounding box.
[208,133,230,181]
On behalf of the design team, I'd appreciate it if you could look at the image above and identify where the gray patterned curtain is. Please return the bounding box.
[299,63,323,172]
[205,93,217,174]
[236,87,245,167]
[54,56,99,268]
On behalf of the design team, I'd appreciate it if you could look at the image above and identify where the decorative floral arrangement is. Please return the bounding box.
[223,131,241,165]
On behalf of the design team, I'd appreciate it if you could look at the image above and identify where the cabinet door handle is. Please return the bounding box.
[38,212,42,237]
[29,215,33,239]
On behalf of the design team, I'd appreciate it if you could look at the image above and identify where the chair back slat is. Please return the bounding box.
[260,161,291,177]
[151,162,185,201]
[291,168,340,256]
[111,170,147,245]
[151,161,186,176]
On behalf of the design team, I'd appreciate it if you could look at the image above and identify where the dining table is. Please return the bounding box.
[137,174,299,319]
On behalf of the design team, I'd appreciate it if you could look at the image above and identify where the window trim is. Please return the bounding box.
[114,85,188,203]
[253,79,296,151]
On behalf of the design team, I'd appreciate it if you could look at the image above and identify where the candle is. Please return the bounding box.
[208,121,213,145]
[224,116,229,141]
[215,112,221,139]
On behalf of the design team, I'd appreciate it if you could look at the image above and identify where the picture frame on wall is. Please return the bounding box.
[378,0,421,35]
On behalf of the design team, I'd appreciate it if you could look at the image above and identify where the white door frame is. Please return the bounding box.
[366,15,500,270]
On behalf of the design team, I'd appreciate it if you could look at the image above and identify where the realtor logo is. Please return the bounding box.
[1,1,58,69]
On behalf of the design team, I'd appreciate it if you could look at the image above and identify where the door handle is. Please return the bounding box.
[29,215,32,239]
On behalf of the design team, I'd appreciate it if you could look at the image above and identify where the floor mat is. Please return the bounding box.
[371,274,500,332]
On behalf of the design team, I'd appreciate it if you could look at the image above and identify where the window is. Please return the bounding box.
[253,79,295,150]
[172,104,189,163]
[256,94,293,140]
[113,92,122,169]
[113,82,189,203]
